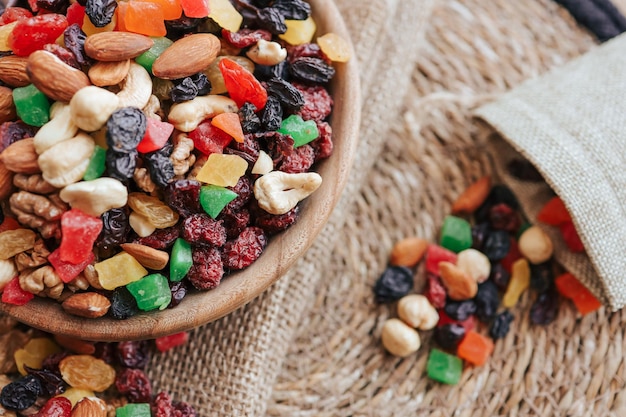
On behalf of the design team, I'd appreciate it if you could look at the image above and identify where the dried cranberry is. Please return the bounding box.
[310,120,333,161]
[134,226,180,249]
[257,131,294,165]
[41,351,70,373]
[187,246,223,290]
[222,226,267,270]
[152,391,174,417]
[373,266,414,303]
[93,342,116,365]
[116,341,150,369]
[279,144,315,173]
[227,134,261,164]
[173,401,197,417]
[220,208,251,240]
[115,368,152,403]
[221,28,272,48]
[254,206,298,235]
[0,121,38,153]
[293,82,333,121]
[489,203,521,232]
[423,275,447,309]
[164,179,203,217]
[36,0,69,14]
[182,214,226,247]
[225,176,252,212]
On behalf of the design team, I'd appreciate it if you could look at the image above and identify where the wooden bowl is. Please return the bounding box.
[0,0,360,341]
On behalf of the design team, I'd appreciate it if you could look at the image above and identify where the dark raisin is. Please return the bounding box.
[310,120,333,161]
[106,149,137,181]
[444,299,477,321]
[489,310,514,340]
[0,121,37,153]
[373,266,414,303]
[221,27,272,48]
[530,261,554,292]
[115,368,152,403]
[170,77,198,102]
[0,209,4,226]
[271,0,310,20]
[152,391,175,417]
[182,214,226,247]
[164,179,203,217]
[222,226,267,270]
[290,57,335,84]
[423,274,447,309]
[434,323,466,351]
[530,287,560,325]
[109,287,139,320]
[41,352,70,373]
[239,103,262,134]
[168,280,188,308]
[293,82,333,121]
[266,77,305,112]
[96,207,130,258]
[470,222,491,251]
[36,0,68,14]
[489,263,511,291]
[134,226,180,249]
[144,144,174,187]
[225,176,252,212]
[489,203,521,232]
[254,60,289,81]
[0,375,42,411]
[474,280,499,323]
[63,24,90,66]
[475,185,520,223]
[43,43,79,68]
[165,15,205,38]
[116,341,150,369]
[256,7,287,34]
[225,134,260,164]
[261,95,283,131]
[220,208,251,239]
[190,72,211,95]
[482,230,511,262]
[254,206,297,235]
[106,107,147,153]
[279,144,315,173]
[85,0,117,27]
[507,159,544,182]
[187,246,223,290]
[24,367,64,396]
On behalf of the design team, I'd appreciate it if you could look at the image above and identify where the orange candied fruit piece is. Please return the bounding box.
[457,330,494,366]
[211,112,244,143]
[124,1,166,37]
[536,196,571,226]
[135,0,182,21]
[115,2,128,32]
[555,272,602,315]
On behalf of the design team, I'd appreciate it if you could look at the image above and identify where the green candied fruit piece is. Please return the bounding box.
[126,273,172,311]
[199,184,237,219]
[135,37,174,74]
[426,348,463,385]
[170,238,193,282]
[116,403,151,417]
[13,84,50,127]
[440,215,472,253]
[83,145,107,181]
[277,114,319,147]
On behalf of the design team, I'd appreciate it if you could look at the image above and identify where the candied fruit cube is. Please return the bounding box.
[199,184,237,219]
[457,330,494,366]
[8,14,68,56]
[1,276,34,306]
[196,153,248,187]
[555,272,602,315]
[83,145,107,181]
[170,238,193,282]
[277,114,319,147]
[94,252,148,290]
[0,22,18,52]
[126,273,172,311]
[426,348,462,385]
[13,84,50,127]
[279,16,316,45]
[135,36,173,74]
[537,196,571,226]
[208,0,243,32]
[59,209,103,265]
[211,112,244,143]
[440,215,472,253]
[136,0,182,20]
[137,118,174,153]
[155,331,189,352]
[179,0,209,18]
[48,248,95,283]
[124,1,166,37]
[425,244,457,276]
[116,403,151,417]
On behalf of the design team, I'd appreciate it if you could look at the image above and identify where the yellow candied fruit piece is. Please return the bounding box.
[279,16,316,45]
[94,251,148,290]
[196,153,248,187]
[56,388,95,407]
[502,258,530,308]
[0,22,18,52]
[208,0,243,32]
[317,33,351,62]
[82,13,116,36]
[14,338,62,375]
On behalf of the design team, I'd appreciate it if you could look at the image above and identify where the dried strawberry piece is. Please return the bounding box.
[187,247,223,290]
[423,275,447,309]
[279,144,315,173]
[9,14,69,57]
[0,7,33,26]
[222,227,267,270]
[293,82,333,122]
[221,28,272,48]
[115,368,152,403]
[182,214,226,247]
[254,206,299,236]
[310,121,333,161]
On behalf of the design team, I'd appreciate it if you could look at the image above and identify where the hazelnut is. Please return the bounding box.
[397,294,439,330]
[456,248,491,283]
[518,225,554,264]
[381,318,421,357]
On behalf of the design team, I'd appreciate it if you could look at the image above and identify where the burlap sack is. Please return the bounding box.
[475,34,626,310]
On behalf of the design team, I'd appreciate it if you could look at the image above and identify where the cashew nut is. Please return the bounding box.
[397,294,439,330]
[0,259,17,291]
[70,86,120,132]
[143,94,162,120]
[129,212,156,238]
[246,39,287,66]
[251,150,273,175]
[38,133,95,188]
[117,62,153,109]
[168,95,238,132]
[381,318,421,357]
[59,178,128,217]
[253,171,322,215]
[33,102,78,154]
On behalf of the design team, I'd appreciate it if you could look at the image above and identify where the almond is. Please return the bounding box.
[62,292,111,318]
[0,138,40,174]
[27,50,91,103]
[0,160,14,200]
[152,33,221,79]
[84,32,154,61]
[438,261,478,300]
[451,175,491,214]
[0,55,30,87]
[88,59,131,86]
[0,85,16,124]
[389,237,429,267]
[71,397,107,417]
[120,243,169,270]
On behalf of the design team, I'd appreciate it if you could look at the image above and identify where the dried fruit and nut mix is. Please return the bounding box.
[0,0,352,318]
[0,314,193,416]
[374,174,601,385]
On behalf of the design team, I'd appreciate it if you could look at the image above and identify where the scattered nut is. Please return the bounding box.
[456,248,491,284]
[170,133,196,177]
[59,178,129,217]
[70,86,120,132]
[143,94,163,120]
[26,50,91,102]
[116,62,153,109]
[0,229,36,260]
[381,318,421,357]
[0,55,30,87]
[13,174,57,195]
[439,261,478,300]
[133,168,157,193]
[251,150,273,175]
[88,59,131,87]
[518,225,554,264]
[62,292,111,318]
[33,102,78,154]
[389,237,429,268]
[0,161,13,200]
[9,191,68,239]
[397,294,439,330]
[152,33,220,79]
[14,238,50,272]
[84,32,154,61]
[168,95,238,132]
[120,243,169,270]
[19,265,64,300]
[0,138,41,174]
[0,329,30,374]
[38,133,95,188]
[246,39,287,66]
[254,171,322,215]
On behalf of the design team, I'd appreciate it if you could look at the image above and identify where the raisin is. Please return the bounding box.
[191,72,211,95]
[266,78,305,112]
[444,299,477,321]
[258,131,294,165]
[168,280,188,308]
[115,368,152,403]
[474,280,499,323]
[41,351,70,373]
[530,287,560,325]
[373,266,414,303]
[489,203,521,232]
[44,43,79,69]
[164,179,203,217]
[36,0,69,14]
[310,120,333,161]
[116,341,150,369]
[287,43,330,64]
[220,208,251,240]
[530,261,554,292]
[63,24,90,66]
[490,263,511,291]
[134,226,180,249]
[289,57,335,84]
[256,7,287,34]
[85,0,116,27]
[106,149,137,181]
[254,60,289,81]
[165,16,205,38]
[279,144,315,173]
[182,214,226,247]
[221,28,272,48]
[475,185,520,223]
[271,0,310,20]
[0,121,38,153]
[293,82,333,121]
[470,222,491,251]
[152,391,175,417]
[96,207,130,258]
[507,159,544,182]
[187,246,223,290]
[0,375,42,411]
[238,103,262,134]
[482,230,511,262]
[225,134,260,165]
[434,323,465,351]
[222,226,267,270]
[106,107,147,153]
[254,206,297,235]
[109,287,139,320]
[225,176,252,212]
[490,310,514,340]
[144,144,174,187]
[423,274,447,309]
[170,77,198,102]
[261,95,283,131]
[24,366,64,397]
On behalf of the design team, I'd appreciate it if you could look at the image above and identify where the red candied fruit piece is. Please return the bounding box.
[310,120,333,161]
[179,0,209,18]
[137,118,174,153]
[437,309,476,332]
[559,221,585,253]
[555,273,601,315]
[537,196,571,226]
[48,248,95,283]
[500,237,522,273]
[9,14,69,57]
[0,7,33,26]
[187,246,223,290]
[188,120,232,155]
[423,275,447,309]
[222,226,267,270]
[155,332,189,352]
[425,244,457,276]
[65,3,85,27]
[1,276,34,305]
[221,28,272,48]
[219,58,267,110]
[59,209,103,264]
[36,396,72,417]
[294,82,333,122]
[0,217,21,233]
[279,144,315,173]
